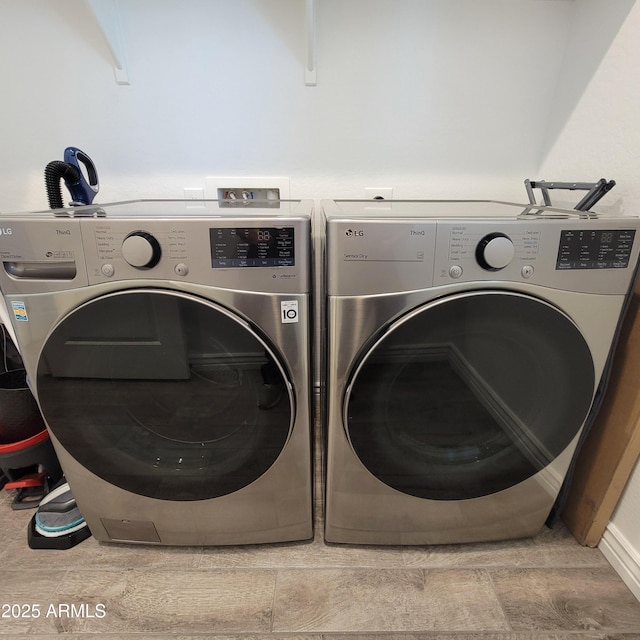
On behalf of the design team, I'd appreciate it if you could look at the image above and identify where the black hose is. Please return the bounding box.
[44,161,81,209]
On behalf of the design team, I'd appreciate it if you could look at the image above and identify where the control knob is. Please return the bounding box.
[121,231,162,269]
[476,233,515,271]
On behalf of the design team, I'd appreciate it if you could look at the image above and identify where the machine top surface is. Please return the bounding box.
[1,199,313,220]
[322,199,637,221]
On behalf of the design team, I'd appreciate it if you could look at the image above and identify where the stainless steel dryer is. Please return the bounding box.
[322,199,640,545]
[0,199,314,545]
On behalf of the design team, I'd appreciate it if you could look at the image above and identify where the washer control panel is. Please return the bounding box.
[84,218,305,292]
[0,215,310,295]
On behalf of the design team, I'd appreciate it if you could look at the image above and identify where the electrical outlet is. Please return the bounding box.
[205,177,290,207]
[183,187,205,207]
[183,187,204,199]
[364,187,393,200]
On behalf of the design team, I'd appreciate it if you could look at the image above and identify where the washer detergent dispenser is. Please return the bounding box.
[0,199,314,546]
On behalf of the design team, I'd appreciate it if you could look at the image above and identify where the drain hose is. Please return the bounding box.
[44,161,81,209]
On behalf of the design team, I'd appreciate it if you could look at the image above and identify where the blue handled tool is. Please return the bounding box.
[44,146,99,209]
[63,147,99,205]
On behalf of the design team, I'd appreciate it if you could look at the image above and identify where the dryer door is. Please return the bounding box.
[36,289,293,501]
[345,291,595,500]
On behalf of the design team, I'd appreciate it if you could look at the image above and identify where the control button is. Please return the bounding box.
[121,231,161,269]
[174,263,189,277]
[476,233,515,271]
[101,263,115,277]
[521,265,534,279]
[449,264,463,279]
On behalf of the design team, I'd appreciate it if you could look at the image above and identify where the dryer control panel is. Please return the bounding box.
[556,229,636,270]
[433,219,640,295]
[324,200,640,296]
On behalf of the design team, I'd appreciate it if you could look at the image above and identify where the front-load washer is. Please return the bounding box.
[0,199,314,545]
[322,199,640,545]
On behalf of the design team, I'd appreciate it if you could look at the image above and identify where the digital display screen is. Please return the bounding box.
[557,229,636,270]
[210,227,295,268]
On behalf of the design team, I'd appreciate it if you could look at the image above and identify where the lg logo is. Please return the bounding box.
[0,228,13,236]
[345,229,364,237]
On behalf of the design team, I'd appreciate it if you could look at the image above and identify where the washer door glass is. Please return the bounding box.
[345,291,595,500]
[36,290,293,501]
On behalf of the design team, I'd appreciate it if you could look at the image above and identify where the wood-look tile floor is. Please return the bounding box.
[2,483,640,639]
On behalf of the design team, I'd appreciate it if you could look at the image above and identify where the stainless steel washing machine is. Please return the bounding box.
[0,199,314,545]
[322,199,640,545]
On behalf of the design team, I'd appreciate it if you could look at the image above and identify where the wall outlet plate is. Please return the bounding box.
[183,187,204,199]
[364,187,393,200]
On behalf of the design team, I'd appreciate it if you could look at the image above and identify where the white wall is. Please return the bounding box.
[539,0,640,213]
[537,0,640,599]
[0,0,633,212]
[1,0,639,592]
[611,459,640,557]
[600,459,640,602]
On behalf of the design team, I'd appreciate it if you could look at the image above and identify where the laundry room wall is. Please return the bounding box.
[538,0,640,598]
[0,0,635,212]
[602,459,640,600]
[0,0,639,591]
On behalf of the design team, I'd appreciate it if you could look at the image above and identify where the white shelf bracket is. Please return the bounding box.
[305,0,317,85]
[84,0,130,85]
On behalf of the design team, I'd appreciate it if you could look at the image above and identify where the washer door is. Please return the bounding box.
[345,291,595,500]
[36,289,293,501]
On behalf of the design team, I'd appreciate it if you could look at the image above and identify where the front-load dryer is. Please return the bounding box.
[321,199,640,545]
[0,199,314,545]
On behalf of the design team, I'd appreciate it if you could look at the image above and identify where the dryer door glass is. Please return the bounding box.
[345,291,595,500]
[36,290,293,501]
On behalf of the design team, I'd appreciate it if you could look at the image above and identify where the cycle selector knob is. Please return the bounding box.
[121,231,162,269]
[476,233,515,271]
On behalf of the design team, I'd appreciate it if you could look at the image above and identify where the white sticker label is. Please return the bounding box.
[281,300,299,324]
[11,301,28,322]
